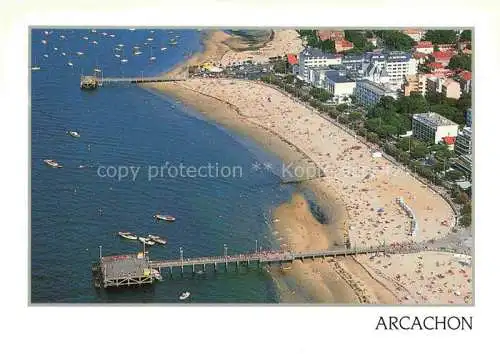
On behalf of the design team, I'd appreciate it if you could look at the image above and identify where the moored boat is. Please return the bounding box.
[43,159,62,168]
[179,291,190,300]
[67,130,80,138]
[118,231,138,240]
[138,237,155,246]
[154,214,176,222]
[147,234,167,245]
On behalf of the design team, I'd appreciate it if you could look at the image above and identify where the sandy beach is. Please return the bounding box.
[145,30,472,304]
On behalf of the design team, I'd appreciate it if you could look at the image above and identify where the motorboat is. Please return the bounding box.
[160,47,167,51]
[83,36,89,40]
[154,214,176,222]
[67,130,80,138]
[102,32,108,36]
[41,39,47,44]
[43,54,49,58]
[67,61,73,67]
[114,54,121,58]
[109,34,116,38]
[120,59,128,63]
[129,28,136,31]
[76,51,84,56]
[44,30,49,35]
[94,68,101,73]
[91,29,97,33]
[43,159,62,168]
[149,56,156,61]
[61,52,66,56]
[118,231,138,240]
[31,66,41,71]
[152,269,162,281]
[59,35,66,39]
[54,47,58,51]
[138,237,155,246]
[117,43,124,47]
[147,38,154,42]
[133,51,143,55]
[147,235,167,245]
[179,292,190,300]
[92,40,98,45]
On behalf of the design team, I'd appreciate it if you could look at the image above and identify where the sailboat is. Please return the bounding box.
[149,46,156,61]
[31,56,41,71]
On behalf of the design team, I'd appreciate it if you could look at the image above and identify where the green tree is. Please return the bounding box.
[424,30,458,44]
[460,30,472,41]
[445,169,464,181]
[344,30,374,52]
[448,54,472,71]
[374,30,415,51]
[397,93,429,115]
[309,87,331,102]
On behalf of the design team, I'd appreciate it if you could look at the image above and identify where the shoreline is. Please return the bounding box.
[143,30,471,304]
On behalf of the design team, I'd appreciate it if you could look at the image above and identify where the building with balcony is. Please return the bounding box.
[298,47,342,82]
[455,127,472,156]
[354,80,399,107]
[324,70,356,99]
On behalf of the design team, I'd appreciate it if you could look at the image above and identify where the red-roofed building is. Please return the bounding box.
[458,70,472,94]
[427,62,444,71]
[413,52,428,64]
[287,54,298,65]
[437,43,456,52]
[431,51,455,66]
[334,39,354,53]
[403,29,426,42]
[317,30,344,41]
[414,41,434,54]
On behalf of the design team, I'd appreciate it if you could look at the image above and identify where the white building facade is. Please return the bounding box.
[454,127,472,156]
[298,48,342,82]
[354,80,399,107]
[412,112,459,145]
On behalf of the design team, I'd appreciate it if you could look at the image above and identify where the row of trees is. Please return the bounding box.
[424,30,458,44]
[344,30,375,53]
[448,54,472,71]
[260,73,472,226]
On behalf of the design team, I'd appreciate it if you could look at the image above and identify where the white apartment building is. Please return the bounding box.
[354,80,399,107]
[455,127,472,156]
[384,52,418,88]
[298,47,342,82]
[324,70,356,99]
[412,112,459,145]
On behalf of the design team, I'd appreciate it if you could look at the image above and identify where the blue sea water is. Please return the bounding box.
[30,29,298,303]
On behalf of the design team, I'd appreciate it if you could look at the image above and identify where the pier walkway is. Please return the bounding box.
[80,72,188,88]
[149,246,388,273]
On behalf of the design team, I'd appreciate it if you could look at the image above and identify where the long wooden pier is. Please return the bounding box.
[149,246,387,275]
[81,72,188,89]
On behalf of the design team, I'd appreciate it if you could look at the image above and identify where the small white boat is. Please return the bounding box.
[91,29,97,33]
[148,235,167,245]
[154,214,175,222]
[133,51,143,55]
[147,38,154,41]
[138,237,155,246]
[44,30,49,35]
[31,66,41,71]
[83,36,89,40]
[117,43,124,47]
[129,28,136,31]
[160,47,167,51]
[109,34,116,38]
[54,47,58,51]
[67,61,73,67]
[114,54,121,58]
[102,32,108,36]
[94,68,101,73]
[76,51,84,56]
[150,30,155,33]
[179,292,190,301]
[67,130,80,138]
[43,54,49,58]
[149,56,156,61]
[44,159,62,168]
[61,52,66,56]
[59,35,66,39]
[118,231,138,240]
[92,40,98,45]
[121,59,128,63]
[152,269,162,281]
[41,39,47,44]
